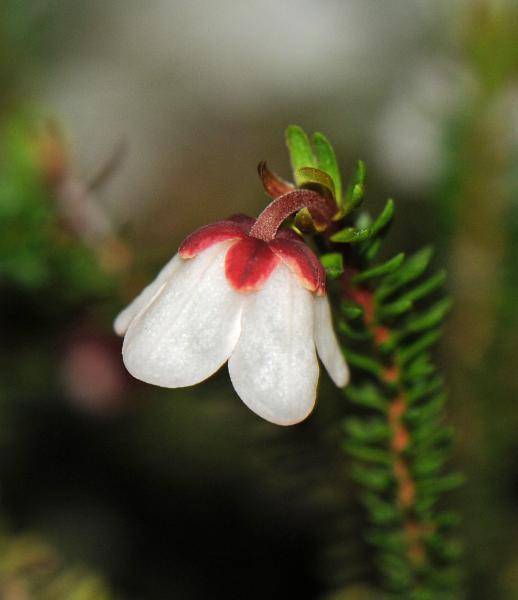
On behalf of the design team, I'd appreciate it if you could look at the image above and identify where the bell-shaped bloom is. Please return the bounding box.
[115,215,348,425]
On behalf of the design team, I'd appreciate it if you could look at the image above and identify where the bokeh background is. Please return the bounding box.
[1,1,518,598]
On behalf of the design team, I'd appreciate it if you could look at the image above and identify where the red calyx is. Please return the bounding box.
[179,217,251,258]
[269,237,325,295]
[225,236,280,293]
[178,217,326,295]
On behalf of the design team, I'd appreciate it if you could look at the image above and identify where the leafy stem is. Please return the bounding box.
[281,125,464,598]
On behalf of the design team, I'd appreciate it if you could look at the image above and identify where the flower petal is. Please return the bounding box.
[314,295,349,387]
[228,264,319,426]
[123,242,244,387]
[114,253,182,336]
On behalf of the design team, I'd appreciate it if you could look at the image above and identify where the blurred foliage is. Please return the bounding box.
[0,531,113,600]
[0,114,116,300]
[434,3,518,599]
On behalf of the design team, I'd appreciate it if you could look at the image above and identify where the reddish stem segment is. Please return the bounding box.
[249,189,336,242]
[347,278,429,568]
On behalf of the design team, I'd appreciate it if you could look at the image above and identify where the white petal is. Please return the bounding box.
[114,254,182,335]
[228,264,319,426]
[122,242,244,387]
[314,294,349,387]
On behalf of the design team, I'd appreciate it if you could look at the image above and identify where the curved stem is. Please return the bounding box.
[249,189,336,242]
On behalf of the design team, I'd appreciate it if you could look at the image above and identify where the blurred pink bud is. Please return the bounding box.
[61,335,128,415]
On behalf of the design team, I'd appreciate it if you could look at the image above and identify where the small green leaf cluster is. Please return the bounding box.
[286,125,343,206]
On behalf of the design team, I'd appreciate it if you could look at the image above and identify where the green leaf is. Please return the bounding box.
[353,253,405,283]
[396,270,447,306]
[410,424,454,452]
[415,495,439,515]
[377,554,412,591]
[403,354,436,382]
[416,473,465,495]
[405,393,446,425]
[427,536,463,562]
[351,464,394,491]
[369,198,395,238]
[364,237,383,262]
[313,131,342,202]
[361,492,401,524]
[343,160,366,214]
[406,376,444,405]
[411,449,450,477]
[366,529,406,551]
[414,445,451,471]
[344,384,388,412]
[343,349,384,378]
[344,442,392,465]
[378,334,400,355]
[411,413,445,439]
[330,226,371,243]
[320,252,344,279]
[398,329,442,365]
[339,320,372,341]
[402,298,452,336]
[285,125,316,185]
[376,246,434,301]
[296,166,336,198]
[376,298,414,320]
[331,199,395,245]
[344,417,391,443]
[340,302,364,319]
[355,210,372,229]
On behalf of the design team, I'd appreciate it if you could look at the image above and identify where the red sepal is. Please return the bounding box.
[180,215,327,296]
[269,238,326,295]
[179,221,247,259]
[225,237,280,293]
[275,227,303,242]
[257,161,294,199]
[226,214,255,233]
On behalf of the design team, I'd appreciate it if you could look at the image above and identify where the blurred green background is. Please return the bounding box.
[1,1,517,598]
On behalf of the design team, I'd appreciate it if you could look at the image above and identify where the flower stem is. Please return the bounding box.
[249,189,336,242]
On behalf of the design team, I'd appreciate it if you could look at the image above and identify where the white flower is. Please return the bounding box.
[114,215,348,426]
